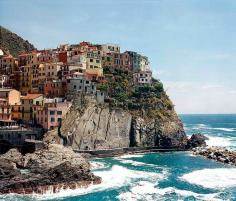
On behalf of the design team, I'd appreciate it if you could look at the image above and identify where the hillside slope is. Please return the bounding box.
[0,26,35,57]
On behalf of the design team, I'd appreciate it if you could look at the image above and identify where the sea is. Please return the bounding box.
[1,114,236,201]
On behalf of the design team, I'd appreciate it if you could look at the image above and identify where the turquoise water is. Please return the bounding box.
[1,114,236,201]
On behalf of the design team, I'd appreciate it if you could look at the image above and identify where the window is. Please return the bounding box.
[57,118,62,122]
[90,59,93,62]
[74,85,76,89]
[51,117,55,122]
[96,60,99,63]
[50,110,55,115]
[57,111,62,115]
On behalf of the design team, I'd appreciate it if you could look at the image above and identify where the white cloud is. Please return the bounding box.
[162,81,236,114]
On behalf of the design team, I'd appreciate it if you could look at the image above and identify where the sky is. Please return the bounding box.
[1,0,236,114]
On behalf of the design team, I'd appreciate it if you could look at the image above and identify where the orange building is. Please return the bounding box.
[0,89,21,121]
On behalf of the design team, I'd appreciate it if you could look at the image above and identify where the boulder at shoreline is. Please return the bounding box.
[0,144,101,194]
[192,146,236,166]
[187,133,209,149]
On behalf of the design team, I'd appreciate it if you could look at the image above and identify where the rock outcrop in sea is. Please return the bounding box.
[187,133,209,148]
[0,144,101,194]
[192,146,236,166]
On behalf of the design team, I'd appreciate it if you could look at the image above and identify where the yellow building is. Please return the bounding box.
[19,64,39,95]
[21,94,43,123]
[38,64,46,84]
[86,51,103,76]
[101,54,113,68]
[19,52,39,66]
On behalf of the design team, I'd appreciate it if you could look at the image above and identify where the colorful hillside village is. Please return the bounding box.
[0,42,153,152]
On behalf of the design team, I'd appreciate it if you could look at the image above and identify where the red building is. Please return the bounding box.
[57,51,67,64]
[44,80,66,98]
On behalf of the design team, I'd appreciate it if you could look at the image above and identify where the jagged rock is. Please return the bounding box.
[131,114,187,148]
[0,144,101,194]
[187,133,208,149]
[24,144,90,173]
[0,149,24,168]
[60,103,187,150]
[61,105,132,150]
[0,158,20,179]
[192,146,236,166]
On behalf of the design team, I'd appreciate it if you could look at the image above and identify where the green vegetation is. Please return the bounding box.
[0,25,35,57]
[103,68,174,119]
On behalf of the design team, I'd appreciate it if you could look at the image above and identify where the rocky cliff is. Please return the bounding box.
[61,104,132,150]
[0,25,35,57]
[59,101,186,150]
[59,68,188,150]
[0,144,101,194]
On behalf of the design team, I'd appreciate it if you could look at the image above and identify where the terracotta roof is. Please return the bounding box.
[2,54,14,59]
[21,94,43,100]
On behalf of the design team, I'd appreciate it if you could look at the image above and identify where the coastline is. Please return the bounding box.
[75,146,188,158]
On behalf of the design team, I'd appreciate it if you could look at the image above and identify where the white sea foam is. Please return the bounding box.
[28,165,168,200]
[191,123,236,132]
[118,181,221,201]
[119,159,161,168]
[90,161,107,170]
[180,168,236,189]
[213,127,236,132]
[193,124,208,130]
[117,154,145,159]
[205,135,233,147]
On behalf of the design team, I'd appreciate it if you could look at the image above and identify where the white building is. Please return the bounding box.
[133,71,152,85]
[140,56,150,72]
[66,73,96,99]
[101,44,120,54]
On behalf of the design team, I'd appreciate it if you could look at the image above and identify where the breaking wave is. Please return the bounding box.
[8,165,168,200]
[117,181,221,201]
[205,135,234,147]
[180,168,236,189]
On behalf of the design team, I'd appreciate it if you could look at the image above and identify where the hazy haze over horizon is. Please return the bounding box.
[1,0,236,114]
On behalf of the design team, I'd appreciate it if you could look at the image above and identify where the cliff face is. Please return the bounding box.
[61,104,132,150]
[131,111,187,148]
[0,26,35,57]
[60,98,187,150]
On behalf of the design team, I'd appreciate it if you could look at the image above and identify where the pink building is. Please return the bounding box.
[36,102,71,130]
[37,50,54,63]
